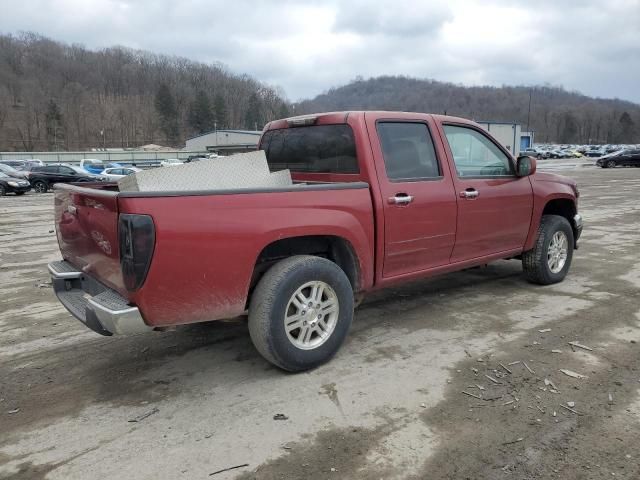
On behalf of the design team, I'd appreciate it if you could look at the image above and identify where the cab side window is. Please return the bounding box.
[377,122,441,181]
[443,125,514,177]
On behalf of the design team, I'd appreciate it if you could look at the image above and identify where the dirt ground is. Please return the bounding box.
[1,161,639,480]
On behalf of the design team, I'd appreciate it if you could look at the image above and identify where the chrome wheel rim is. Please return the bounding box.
[284,281,339,350]
[35,183,46,193]
[547,231,568,274]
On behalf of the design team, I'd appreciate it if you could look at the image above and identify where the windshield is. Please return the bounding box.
[260,124,359,174]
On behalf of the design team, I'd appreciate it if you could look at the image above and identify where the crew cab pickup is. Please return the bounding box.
[49,112,583,371]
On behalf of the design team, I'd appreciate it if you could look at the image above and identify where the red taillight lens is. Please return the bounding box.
[119,214,155,291]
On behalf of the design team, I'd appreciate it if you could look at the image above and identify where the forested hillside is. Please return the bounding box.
[0,33,289,151]
[297,76,640,144]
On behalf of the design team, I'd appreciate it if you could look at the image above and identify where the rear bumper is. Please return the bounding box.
[48,260,152,336]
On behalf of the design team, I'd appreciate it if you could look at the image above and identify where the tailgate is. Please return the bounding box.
[54,184,126,295]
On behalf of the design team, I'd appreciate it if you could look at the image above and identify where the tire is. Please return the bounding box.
[606,160,617,168]
[522,215,574,285]
[0,185,5,196]
[248,255,354,372]
[33,181,48,193]
[15,191,25,196]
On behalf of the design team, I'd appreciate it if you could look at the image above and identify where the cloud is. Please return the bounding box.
[0,0,638,102]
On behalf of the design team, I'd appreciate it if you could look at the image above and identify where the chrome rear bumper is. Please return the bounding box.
[48,260,152,336]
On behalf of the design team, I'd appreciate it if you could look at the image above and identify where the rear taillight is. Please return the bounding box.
[119,214,155,291]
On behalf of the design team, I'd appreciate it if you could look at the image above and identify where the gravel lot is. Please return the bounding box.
[1,163,639,480]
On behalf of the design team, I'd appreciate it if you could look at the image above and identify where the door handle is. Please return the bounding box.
[460,188,479,199]
[388,194,414,205]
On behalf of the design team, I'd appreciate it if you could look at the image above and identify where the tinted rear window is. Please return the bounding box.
[261,125,359,174]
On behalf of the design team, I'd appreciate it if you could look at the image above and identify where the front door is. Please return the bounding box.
[366,116,458,277]
[439,124,534,262]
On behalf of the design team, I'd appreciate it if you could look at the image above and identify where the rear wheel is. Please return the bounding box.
[248,255,354,372]
[33,181,48,193]
[523,215,574,285]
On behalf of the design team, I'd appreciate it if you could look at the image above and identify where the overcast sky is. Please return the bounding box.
[1,0,639,102]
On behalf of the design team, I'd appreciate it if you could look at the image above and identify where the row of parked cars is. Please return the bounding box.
[0,159,144,196]
[522,144,640,168]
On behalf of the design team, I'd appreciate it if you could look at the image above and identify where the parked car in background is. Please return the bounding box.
[0,163,29,179]
[101,166,141,181]
[160,158,183,167]
[0,159,42,170]
[596,149,640,168]
[184,155,207,163]
[0,172,32,196]
[521,148,549,159]
[26,164,102,193]
[79,159,123,174]
[585,148,605,157]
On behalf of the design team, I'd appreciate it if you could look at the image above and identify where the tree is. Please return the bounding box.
[154,83,179,144]
[188,90,214,134]
[277,102,290,119]
[45,99,64,150]
[244,92,262,130]
[559,112,578,143]
[214,94,228,129]
[618,111,635,142]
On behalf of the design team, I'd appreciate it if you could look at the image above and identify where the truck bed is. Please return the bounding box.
[53,181,374,328]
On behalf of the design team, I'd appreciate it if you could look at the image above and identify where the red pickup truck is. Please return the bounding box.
[49,111,582,371]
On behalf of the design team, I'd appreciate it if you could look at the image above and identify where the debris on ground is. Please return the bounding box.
[273,413,289,420]
[462,391,483,400]
[560,404,580,415]
[551,349,563,353]
[567,401,576,408]
[128,407,159,423]
[7,408,20,414]
[499,363,512,374]
[544,378,560,392]
[559,369,588,379]
[502,437,524,445]
[539,328,552,333]
[523,362,535,374]
[208,464,249,476]
[485,374,501,384]
[568,341,593,351]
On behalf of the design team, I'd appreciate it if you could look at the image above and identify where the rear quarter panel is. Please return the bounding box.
[120,187,374,327]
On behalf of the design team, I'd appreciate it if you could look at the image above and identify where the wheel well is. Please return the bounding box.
[251,235,361,293]
[542,199,576,235]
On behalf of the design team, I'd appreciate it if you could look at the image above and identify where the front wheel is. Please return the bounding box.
[0,185,5,196]
[248,255,354,372]
[606,160,617,168]
[522,215,574,285]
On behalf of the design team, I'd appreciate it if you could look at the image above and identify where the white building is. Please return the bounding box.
[185,129,262,154]
[477,121,522,157]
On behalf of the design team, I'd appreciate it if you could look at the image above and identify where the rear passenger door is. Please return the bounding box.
[439,124,534,262]
[366,115,458,277]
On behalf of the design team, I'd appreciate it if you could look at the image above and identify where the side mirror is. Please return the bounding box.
[516,155,537,177]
